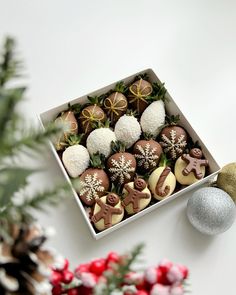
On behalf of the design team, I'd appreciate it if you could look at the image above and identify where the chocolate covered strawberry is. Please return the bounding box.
[159,116,188,160]
[103,81,128,125]
[54,110,78,150]
[107,141,136,186]
[133,139,163,173]
[79,95,106,135]
[77,153,109,206]
[128,77,153,115]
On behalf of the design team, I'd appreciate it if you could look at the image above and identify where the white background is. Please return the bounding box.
[1,1,236,294]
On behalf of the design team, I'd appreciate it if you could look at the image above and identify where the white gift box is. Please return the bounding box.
[39,68,220,240]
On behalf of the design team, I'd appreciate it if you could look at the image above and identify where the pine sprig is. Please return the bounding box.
[97,244,144,294]
[0,37,22,87]
[0,37,68,241]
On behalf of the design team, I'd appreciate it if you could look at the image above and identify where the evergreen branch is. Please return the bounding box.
[0,87,26,141]
[101,244,145,294]
[0,167,35,208]
[4,123,62,155]
[0,37,22,87]
[18,184,69,213]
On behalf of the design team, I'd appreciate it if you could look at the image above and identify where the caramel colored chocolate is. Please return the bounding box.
[128,79,153,114]
[103,92,128,124]
[133,139,162,172]
[79,105,106,134]
[78,168,109,206]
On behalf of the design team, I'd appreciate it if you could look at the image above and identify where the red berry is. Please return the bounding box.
[106,252,120,264]
[62,270,74,284]
[158,259,173,274]
[136,291,149,295]
[67,288,79,295]
[52,284,62,295]
[75,263,91,276]
[89,259,106,276]
[157,268,169,285]
[77,286,93,295]
[50,271,63,286]
[63,258,69,270]
[178,264,189,279]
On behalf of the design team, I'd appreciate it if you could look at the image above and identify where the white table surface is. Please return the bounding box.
[1,1,236,294]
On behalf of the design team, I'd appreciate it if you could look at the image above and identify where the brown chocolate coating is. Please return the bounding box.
[133,139,162,172]
[103,92,128,124]
[160,126,188,160]
[91,195,123,229]
[78,168,109,206]
[134,178,147,191]
[106,193,120,206]
[155,166,171,197]
[54,111,78,150]
[79,105,106,134]
[181,148,209,179]
[128,79,153,114]
[107,152,136,185]
[122,179,150,213]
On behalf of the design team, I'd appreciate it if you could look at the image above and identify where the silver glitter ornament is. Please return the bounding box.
[187,187,236,235]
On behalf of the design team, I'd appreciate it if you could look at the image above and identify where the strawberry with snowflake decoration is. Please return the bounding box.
[159,115,188,160]
[77,153,110,206]
[133,137,163,173]
[107,141,137,186]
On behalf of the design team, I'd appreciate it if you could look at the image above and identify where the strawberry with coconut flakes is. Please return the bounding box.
[114,113,141,149]
[86,120,116,158]
[62,134,90,178]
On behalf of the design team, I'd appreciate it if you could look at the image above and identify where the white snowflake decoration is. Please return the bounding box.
[134,143,159,169]
[80,173,105,201]
[160,129,187,159]
[109,155,135,184]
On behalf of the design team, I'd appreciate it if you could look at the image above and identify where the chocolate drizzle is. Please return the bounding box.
[122,178,150,213]
[155,167,171,197]
[181,148,209,179]
[91,194,122,229]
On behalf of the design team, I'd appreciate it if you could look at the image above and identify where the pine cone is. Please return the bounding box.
[0,224,56,295]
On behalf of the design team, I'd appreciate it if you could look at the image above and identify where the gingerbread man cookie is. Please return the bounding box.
[174,148,209,185]
[122,178,151,214]
[91,193,124,231]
